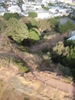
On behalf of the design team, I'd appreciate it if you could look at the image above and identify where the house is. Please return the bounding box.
[37,12,52,19]
[7,5,21,14]
[58,0,72,4]
[49,6,69,17]
[68,30,75,37]
[67,35,75,40]
[67,30,75,40]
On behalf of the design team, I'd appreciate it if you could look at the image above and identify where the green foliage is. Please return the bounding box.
[7,18,29,43]
[0,20,7,32]
[15,59,29,73]
[58,20,75,34]
[48,18,59,29]
[53,42,69,56]
[18,0,22,6]
[51,41,75,74]
[28,29,40,41]
[64,40,75,47]
[41,4,49,11]
[50,41,75,82]
[58,64,71,76]
[28,18,51,32]
[38,19,51,32]
[28,12,37,18]
[4,13,19,20]
[68,12,75,21]
[68,13,71,18]
[48,3,55,6]
[31,28,41,36]
[28,18,39,29]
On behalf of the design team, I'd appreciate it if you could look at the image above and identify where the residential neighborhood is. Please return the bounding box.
[0,0,75,19]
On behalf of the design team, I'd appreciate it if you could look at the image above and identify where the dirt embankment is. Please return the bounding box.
[0,65,74,100]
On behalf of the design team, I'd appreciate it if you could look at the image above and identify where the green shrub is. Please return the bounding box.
[19,66,29,73]
[38,19,51,32]
[58,20,75,34]
[28,12,37,18]
[28,29,40,41]
[15,59,29,73]
[41,4,49,11]
[48,18,59,29]
[48,3,55,6]
[0,20,7,32]
[28,18,39,29]
[7,18,29,43]
[4,13,19,20]
[58,64,71,76]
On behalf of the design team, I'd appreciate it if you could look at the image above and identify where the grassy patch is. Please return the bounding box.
[15,59,29,73]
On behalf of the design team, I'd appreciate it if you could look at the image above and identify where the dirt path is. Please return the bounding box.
[24,71,75,97]
[0,66,74,99]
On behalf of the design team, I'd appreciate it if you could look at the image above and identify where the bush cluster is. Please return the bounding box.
[41,4,49,11]
[4,13,19,20]
[58,20,75,34]
[28,12,37,18]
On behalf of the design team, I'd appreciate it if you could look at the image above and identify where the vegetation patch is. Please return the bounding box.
[14,59,29,73]
[28,12,37,18]
[4,13,20,20]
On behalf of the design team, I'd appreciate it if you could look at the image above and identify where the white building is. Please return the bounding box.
[67,35,75,40]
[37,12,52,19]
[42,0,58,3]
[49,6,69,17]
[8,5,21,14]
[58,0,72,4]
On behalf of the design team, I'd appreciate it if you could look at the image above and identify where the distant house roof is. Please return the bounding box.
[68,30,75,37]
[67,35,75,40]
[8,5,21,13]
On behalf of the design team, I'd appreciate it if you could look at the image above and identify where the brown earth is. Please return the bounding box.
[0,65,74,100]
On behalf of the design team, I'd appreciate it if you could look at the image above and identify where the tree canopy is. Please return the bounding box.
[28,29,40,41]
[7,18,29,43]
[48,18,59,29]
[4,13,20,20]
[58,20,75,34]
[28,12,37,18]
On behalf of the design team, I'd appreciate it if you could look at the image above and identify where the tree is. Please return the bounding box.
[7,18,29,43]
[58,20,75,34]
[28,18,39,28]
[48,3,55,6]
[38,19,51,32]
[53,41,69,56]
[22,29,40,46]
[41,4,49,11]
[4,13,19,20]
[28,12,37,18]
[28,29,40,41]
[0,19,7,32]
[48,18,59,29]
[18,0,22,6]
